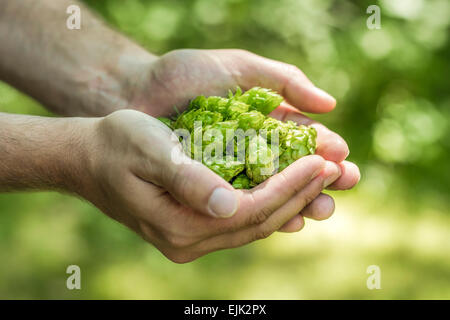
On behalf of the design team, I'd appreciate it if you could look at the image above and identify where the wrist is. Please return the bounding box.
[57,117,101,197]
[94,45,158,116]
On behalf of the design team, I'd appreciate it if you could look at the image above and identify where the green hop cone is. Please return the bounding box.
[246,135,276,184]
[260,117,289,143]
[231,173,252,189]
[174,109,223,132]
[278,125,317,171]
[206,120,240,138]
[226,100,249,120]
[205,96,229,114]
[169,86,317,187]
[204,158,245,182]
[201,120,239,159]
[187,95,207,110]
[237,110,265,131]
[189,95,230,114]
[238,87,283,115]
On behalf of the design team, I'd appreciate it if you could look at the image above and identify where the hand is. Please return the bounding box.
[128,49,360,230]
[81,109,342,262]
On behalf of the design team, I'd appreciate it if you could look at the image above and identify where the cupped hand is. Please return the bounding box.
[82,109,342,262]
[129,49,360,228]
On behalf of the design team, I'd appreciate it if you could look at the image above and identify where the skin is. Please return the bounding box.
[0,0,360,262]
[126,49,361,233]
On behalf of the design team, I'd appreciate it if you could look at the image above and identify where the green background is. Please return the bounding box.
[0,0,449,299]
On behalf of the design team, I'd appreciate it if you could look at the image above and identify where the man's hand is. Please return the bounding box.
[0,110,340,262]
[0,1,359,205]
[82,110,342,262]
[127,49,360,229]
[0,1,359,244]
[133,49,336,116]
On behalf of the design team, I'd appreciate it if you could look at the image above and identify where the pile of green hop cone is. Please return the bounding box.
[157,87,317,189]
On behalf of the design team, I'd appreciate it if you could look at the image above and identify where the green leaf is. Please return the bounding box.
[237,110,265,131]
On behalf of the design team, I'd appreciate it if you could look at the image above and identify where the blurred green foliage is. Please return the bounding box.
[0,0,449,299]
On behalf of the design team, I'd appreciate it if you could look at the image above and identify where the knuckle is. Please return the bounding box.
[245,194,273,225]
[165,232,194,249]
[207,220,234,235]
[286,63,301,74]
[284,63,306,79]
[250,205,273,225]
[278,171,301,194]
[170,165,191,199]
[253,226,274,241]
[302,191,319,209]
[282,63,309,88]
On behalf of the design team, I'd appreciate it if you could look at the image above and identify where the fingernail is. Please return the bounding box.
[323,161,341,188]
[208,187,239,218]
[311,86,336,105]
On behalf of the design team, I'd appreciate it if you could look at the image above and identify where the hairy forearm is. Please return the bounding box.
[0,0,156,116]
[0,112,95,193]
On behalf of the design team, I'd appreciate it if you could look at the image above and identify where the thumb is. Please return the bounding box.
[164,159,240,218]
[114,112,239,218]
[148,131,240,218]
[217,49,336,113]
[253,57,336,114]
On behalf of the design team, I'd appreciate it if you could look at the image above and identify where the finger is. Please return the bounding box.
[270,103,349,162]
[174,159,339,238]
[134,127,240,219]
[194,161,341,253]
[155,158,331,240]
[219,155,325,231]
[278,214,305,233]
[222,50,336,113]
[278,193,335,232]
[301,193,335,221]
[253,161,340,234]
[124,173,210,242]
[327,160,361,190]
[165,161,240,219]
